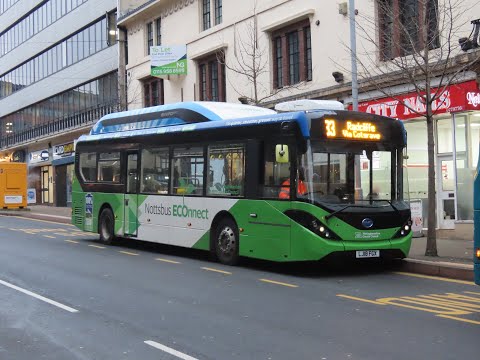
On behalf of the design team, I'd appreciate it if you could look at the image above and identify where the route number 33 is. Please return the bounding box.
[325,119,336,137]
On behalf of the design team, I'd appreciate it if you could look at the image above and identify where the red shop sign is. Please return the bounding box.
[351,80,480,120]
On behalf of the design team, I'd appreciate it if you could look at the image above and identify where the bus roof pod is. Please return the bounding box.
[274,99,345,112]
[90,101,276,135]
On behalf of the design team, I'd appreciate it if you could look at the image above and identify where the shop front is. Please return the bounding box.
[52,142,75,207]
[355,80,480,234]
[28,148,53,205]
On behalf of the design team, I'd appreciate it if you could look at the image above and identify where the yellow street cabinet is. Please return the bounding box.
[0,163,27,209]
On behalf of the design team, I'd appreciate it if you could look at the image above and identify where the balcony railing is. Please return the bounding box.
[0,102,120,149]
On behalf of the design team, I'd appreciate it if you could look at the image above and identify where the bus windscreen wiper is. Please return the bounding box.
[325,204,379,221]
[385,200,401,216]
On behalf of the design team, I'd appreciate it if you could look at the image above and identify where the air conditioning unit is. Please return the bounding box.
[274,99,345,112]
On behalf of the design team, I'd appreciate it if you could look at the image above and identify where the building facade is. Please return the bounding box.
[1,0,479,238]
[0,0,119,206]
[117,0,480,237]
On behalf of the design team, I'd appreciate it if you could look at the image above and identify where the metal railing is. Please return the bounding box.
[0,102,120,149]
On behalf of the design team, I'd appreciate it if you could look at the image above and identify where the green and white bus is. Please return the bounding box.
[72,100,412,265]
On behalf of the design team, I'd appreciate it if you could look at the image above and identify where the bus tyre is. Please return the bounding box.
[99,208,115,245]
[214,218,239,266]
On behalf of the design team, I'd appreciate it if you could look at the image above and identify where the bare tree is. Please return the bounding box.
[120,68,144,110]
[341,0,480,256]
[217,5,308,105]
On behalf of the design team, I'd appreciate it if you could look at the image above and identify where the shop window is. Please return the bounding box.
[455,113,480,221]
[272,20,312,89]
[79,152,97,182]
[436,118,453,153]
[172,147,204,195]
[141,148,169,194]
[207,144,245,197]
[97,152,121,182]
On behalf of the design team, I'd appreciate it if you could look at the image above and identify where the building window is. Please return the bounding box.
[155,17,162,45]
[287,31,300,85]
[202,0,211,30]
[214,0,222,25]
[201,0,222,30]
[0,16,112,99]
[378,0,439,60]
[197,54,226,101]
[274,37,283,88]
[304,26,312,81]
[272,20,312,89]
[146,22,153,55]
[143,78,164,107]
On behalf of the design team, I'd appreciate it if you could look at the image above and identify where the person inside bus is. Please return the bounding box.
[279,167,307,199]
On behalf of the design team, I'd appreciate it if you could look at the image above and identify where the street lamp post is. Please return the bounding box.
[349,0,358,111]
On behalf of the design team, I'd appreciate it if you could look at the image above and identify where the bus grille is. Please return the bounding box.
[73,206,82,216]
[73,216,83,226]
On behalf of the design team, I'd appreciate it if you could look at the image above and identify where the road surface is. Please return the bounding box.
[0,215,477,360]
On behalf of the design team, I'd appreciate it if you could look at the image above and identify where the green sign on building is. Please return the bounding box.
[150,45,187,76]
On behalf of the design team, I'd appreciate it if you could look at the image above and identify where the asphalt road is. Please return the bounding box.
[0,215,478,360]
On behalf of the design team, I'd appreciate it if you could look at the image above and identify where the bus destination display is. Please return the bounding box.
[324,119,382,141]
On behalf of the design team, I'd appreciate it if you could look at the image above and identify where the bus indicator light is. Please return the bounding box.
[476,248,480,259]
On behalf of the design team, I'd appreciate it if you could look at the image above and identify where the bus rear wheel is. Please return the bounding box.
[99,208,115,245]
[214,218,239,266]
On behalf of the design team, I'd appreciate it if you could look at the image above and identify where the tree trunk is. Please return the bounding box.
[425,113,438,256]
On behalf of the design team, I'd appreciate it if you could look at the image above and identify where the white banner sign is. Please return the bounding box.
[151,45,187,76]
[29,149,49,164]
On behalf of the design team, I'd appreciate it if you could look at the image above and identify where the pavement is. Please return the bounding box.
[0,205,475,281]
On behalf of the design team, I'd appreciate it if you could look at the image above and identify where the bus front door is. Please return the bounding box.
[124,152,139,236]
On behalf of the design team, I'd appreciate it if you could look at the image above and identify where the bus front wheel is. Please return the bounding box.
[214,218,239,266]
[99,208,115,245]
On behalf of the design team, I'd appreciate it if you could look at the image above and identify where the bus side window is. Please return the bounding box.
[171,147,204,196]
[141,148,169,194]
[261,143,290,198]
[79,152,97,182]
[207,144,245,197]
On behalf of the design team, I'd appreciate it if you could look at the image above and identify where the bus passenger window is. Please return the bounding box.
[171,147,204,196]
[97,152,121,182]
[79,152,97,182]
[207,144,245,197]
[261,144,290,198]
[141,148,169,194]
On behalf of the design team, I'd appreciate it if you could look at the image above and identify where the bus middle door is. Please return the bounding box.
[124,152,139,236]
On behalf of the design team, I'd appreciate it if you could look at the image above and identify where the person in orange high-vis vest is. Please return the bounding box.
[278,178,307,199]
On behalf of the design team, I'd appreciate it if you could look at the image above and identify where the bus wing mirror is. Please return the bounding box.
[275,144,289,163]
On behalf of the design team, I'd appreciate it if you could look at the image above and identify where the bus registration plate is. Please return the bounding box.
[356,250,380,258]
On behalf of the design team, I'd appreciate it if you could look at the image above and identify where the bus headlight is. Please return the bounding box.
[311,220,340,240]
[476,248,480,259]
[285,210,340,240]
[393,219,412,238]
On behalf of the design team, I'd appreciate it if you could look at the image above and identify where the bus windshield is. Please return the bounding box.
[298,141,408,206]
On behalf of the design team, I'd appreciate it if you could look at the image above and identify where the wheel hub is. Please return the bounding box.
[218,227,235,254]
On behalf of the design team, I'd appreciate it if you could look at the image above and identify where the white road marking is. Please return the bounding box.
[144,340,198,360]
[0,279,78,313]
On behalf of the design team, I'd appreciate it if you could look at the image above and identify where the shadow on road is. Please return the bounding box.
[83,236,402,279]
